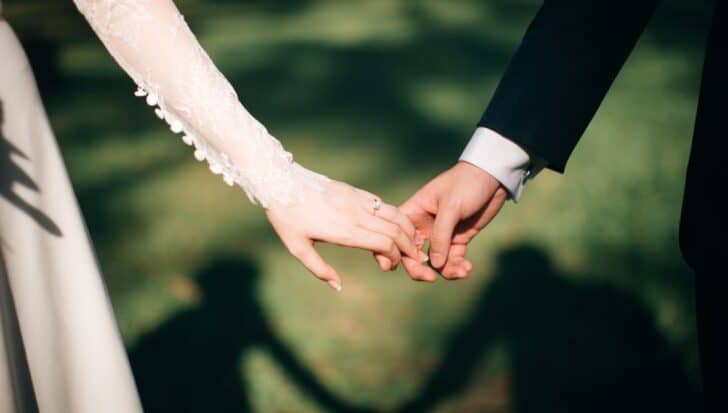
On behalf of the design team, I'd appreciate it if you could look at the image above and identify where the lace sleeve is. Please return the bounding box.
[72,0,329,207]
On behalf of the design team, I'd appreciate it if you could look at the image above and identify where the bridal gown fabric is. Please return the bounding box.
[2,0,326,411]
[0,13,143,413]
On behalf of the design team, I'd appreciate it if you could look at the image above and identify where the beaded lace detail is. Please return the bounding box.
[73,0,328,207]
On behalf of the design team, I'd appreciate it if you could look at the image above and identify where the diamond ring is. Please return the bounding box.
[372,198,382,214]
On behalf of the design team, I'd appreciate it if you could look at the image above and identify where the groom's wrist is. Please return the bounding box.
[459,127,541,202]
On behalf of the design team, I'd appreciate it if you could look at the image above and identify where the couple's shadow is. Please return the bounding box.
[129,255,372,413]
[397,245,699,413]
[130,245,699,413]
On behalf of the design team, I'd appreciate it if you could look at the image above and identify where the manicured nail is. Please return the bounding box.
[328,280,342,292]
[419,251,429,263]
[431,252,444,267]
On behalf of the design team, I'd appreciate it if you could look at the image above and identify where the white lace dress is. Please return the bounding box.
[74,0,328,206]
[1,1,326,412]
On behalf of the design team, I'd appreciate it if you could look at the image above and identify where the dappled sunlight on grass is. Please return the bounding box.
[4,0,710,411]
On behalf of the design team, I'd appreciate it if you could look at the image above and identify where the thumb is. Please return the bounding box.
[399,196,419,216]
[399,192,430,224]
[429,206,459,269]
[289,241,342,292]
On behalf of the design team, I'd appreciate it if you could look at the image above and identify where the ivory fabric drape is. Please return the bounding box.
[0,16,142,412]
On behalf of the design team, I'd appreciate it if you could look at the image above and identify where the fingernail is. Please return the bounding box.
[415,233,424,246]
[328,280,342,292]
[419,251,429,263]
[431,252,444,267]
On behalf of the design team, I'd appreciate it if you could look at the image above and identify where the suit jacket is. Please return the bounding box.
[479,0,660,172]
[479,0,726,273]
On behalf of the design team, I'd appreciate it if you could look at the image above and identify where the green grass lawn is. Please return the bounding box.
[6,0,709,411]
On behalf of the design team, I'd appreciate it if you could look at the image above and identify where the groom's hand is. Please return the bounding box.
[397,161,507,281]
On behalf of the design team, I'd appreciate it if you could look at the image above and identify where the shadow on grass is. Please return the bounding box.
[399,244,700,413]
[6,0,711,278]
[129,255,374,413]
[2,1,709,410]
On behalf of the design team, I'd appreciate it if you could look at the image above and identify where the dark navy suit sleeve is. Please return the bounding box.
[479,0,660,172]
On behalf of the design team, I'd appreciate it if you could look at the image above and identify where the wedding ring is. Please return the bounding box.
[372,198,382,214]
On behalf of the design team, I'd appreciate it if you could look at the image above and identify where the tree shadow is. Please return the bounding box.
[1,2,709,410]
[0,99,62,236]
[398,244,700,413]
[220,13,518,173]
[129,254,374,413]
[4,0,711,280]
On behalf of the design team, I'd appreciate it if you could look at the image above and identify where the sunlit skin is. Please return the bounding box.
[375,161,507,282]
[266,180,421,291]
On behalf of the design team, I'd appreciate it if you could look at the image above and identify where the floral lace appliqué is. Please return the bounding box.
[73,0,328,207]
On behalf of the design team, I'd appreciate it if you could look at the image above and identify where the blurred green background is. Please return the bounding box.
[5,0,711,411]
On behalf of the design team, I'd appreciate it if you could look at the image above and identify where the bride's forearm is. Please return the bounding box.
[73,0,327,207]
[73,0,424,290]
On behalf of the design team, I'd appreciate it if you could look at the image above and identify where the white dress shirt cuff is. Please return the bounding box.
[459,127,544,202]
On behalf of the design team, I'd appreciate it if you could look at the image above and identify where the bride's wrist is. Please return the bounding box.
[251,162,329,210]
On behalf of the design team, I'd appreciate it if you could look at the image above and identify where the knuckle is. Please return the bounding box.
[381,238,395,252]
[384,220,397,233]
[342,230,358,245]
[442,197,461,211]
[403,223,416,237]
[381,224,395,238]
[394,227,406,240]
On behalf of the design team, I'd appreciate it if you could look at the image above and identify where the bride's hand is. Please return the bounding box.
[265,180,423,291]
